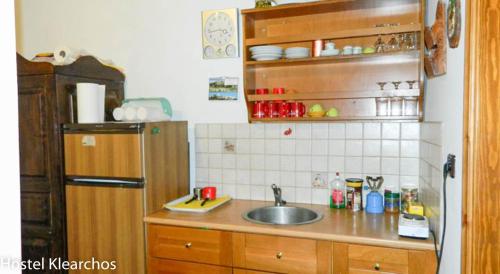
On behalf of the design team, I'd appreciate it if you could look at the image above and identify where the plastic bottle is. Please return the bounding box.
[329,172,346,209]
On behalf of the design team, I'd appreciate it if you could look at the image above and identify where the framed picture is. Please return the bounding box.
[202,8,239,59]
[209,77,239,101]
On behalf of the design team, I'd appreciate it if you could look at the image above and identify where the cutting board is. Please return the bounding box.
[164,195,232,213]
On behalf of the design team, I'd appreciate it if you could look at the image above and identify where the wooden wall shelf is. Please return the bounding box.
[247,89,420,102]
[250,116,420,123]
[242,0,425,123]
[245,50,419,67]
[246,24,421,46]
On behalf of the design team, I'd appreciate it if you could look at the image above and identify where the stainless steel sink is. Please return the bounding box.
[243,206,323,225]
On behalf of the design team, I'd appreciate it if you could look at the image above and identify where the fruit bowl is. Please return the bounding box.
[308,111,326,118]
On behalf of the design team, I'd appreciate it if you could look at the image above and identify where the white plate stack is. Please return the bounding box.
[285,47,310,59]
[250,46,283,61]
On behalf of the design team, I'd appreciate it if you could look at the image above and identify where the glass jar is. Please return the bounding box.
[390,97,403,116]
[400,185,419,213]
[403,96,418,116]
[376,97,389,116]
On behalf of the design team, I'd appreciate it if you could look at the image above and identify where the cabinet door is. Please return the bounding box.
[348,245,408,274]
[233,269,277,274]
[148,257,232,274]
[18,75,65,273]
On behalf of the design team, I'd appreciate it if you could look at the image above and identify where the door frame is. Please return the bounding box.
[461,0,500,273]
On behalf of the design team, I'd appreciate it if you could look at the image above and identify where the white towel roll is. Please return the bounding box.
[124,107,137,121]
[76,83,104,123]
[112,107,125,121]
[136,106,169,121]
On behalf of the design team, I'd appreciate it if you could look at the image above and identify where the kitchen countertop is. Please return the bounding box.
[144,199,435,251]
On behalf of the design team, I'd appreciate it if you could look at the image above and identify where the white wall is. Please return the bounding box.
[424,1,465,273]
[16,0,253,124]
[0,0,22,273]
[16,0,255,189]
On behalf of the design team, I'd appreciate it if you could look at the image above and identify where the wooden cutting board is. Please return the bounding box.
[164,195,232,213]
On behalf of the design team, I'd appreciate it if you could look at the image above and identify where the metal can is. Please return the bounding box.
[346,178,363,210]
[312,39,324,57]
[384,192,400,213]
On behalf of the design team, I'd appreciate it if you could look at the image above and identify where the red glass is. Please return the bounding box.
[289,102,306,117]
[202,187,216,200]
[252,102,268,118]
[267,102,279,118]
[272,87,285,94]
[255,88,269,95]
[278,102,290,118]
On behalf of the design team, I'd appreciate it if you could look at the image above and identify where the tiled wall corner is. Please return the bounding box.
[195,122,421,206]
[419,122,443,238]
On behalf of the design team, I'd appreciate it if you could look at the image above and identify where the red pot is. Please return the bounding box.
[289,102,306,117]
[202,187,216,200]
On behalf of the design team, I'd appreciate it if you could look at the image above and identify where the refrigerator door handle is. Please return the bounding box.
[66,177,145,188]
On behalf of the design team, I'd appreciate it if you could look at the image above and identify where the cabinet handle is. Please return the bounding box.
[185,242,192,248]
[276,252,283,259]
[374,263,380,271]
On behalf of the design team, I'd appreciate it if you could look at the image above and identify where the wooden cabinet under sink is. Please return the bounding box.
[146,224,435,274]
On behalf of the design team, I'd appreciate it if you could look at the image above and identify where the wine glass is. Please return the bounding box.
[406,80,417,89]
[377,82,387,91]
[392,81,402,90]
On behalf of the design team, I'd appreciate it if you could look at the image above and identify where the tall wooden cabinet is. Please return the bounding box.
[16,54,124,273]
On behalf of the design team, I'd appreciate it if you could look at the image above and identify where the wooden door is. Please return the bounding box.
[18,74,65,273]
[462,0,500,273]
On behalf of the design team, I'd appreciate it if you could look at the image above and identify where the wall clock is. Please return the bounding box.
[202,8,239,59]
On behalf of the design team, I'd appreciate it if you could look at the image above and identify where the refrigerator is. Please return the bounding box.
[62,122,189,273]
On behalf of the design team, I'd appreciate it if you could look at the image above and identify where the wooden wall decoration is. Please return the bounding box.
[424,0,447,78]
[447,0,462,48]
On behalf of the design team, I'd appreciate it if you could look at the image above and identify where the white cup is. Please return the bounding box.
[325,42,336,50]
[353,46,363,54]
[343,45,353,55]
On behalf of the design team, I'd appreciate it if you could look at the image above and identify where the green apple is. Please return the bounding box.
[309,104,324,113]
[326,107,339,117]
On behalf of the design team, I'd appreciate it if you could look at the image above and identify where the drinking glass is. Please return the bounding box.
[390,97,403,116]
[376,98,389,116]
[403,97,418,116]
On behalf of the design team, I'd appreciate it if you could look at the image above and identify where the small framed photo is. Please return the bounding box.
[209,77,239,101]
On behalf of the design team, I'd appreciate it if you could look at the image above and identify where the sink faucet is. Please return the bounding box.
[271,184,286,206]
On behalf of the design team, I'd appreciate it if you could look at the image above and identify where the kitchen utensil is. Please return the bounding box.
[406,80,417,89]
[392,81,402,90]
[375,98,389,116]
[194,187,203,201]
[321,48,340,56]
[184,188,199,204]
[342,45,353,55]
[325,41,336,50]
[202,187,217,200]
[365,176,384,214]
[374,35,385,53]
[403,96,418,116]
[289,102,306,117]
[267,101,279,118]
[285,47,310,59]
[390,97,403,116]
[278,102,290,118]
[312,39,324,57]
[376,82,387,90]
[353,46,363,55]
[386,34,400,52]
[252,102,268,118]
[398,213,429,239]
[255,88,269,95]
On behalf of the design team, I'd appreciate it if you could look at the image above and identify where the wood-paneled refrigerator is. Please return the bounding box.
[63,122,189,273]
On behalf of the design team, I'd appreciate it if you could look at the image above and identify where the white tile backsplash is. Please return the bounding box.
[312,124,329,139]
[195,122,429,207]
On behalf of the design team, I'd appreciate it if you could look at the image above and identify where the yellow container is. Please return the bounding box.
[407,201,425,216]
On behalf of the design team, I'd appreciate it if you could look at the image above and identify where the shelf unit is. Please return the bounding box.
[241,0,425,122]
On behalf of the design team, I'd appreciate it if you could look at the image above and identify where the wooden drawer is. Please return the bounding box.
[148,257,232,274]
[64,133,143,178]
[233,233,329,274]
[148,225,232,266]
[348,244,408,274]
